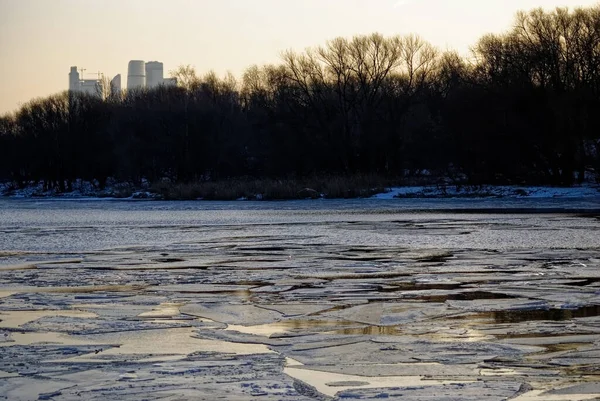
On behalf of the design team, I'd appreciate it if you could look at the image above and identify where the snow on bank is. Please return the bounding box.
[373,185,600,200]
[0,180,160,200]
[1,180,599,200]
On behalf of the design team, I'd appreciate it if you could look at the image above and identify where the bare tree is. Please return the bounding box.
[170,65,200,91]
[95,74,120,101]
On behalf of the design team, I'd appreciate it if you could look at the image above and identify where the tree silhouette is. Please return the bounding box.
[1,4,599,193]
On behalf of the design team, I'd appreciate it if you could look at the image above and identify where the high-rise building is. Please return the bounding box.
[145,61,164,88]
[110,74,122,97]
[69,66,80,91]
[127,60,146,90]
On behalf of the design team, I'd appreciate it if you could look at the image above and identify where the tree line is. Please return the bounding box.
[1,5,600,191]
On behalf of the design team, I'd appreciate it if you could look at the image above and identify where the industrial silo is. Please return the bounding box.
[145,61,164,88]
[127,60,146,90]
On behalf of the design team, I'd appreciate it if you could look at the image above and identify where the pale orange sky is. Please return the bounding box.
[0,0,598,115]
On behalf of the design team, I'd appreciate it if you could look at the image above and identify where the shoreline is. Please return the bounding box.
[1,180,598,201]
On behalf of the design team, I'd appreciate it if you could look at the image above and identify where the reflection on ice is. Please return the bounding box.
[423,327,494,342]
[329,325,402,336]
[284,365,476,397]
[227,320,358,337]
[0,310,97,329]
[0,331,100,347]
[0,370,19,378]
[137,302,183,319]
[0,263,36,271]
[492,306,600,323]
[60,328,273,363]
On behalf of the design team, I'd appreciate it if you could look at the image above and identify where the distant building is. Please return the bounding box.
[69,66,101,96]
[145,61,164,88]
[130,60,175,89]
[127,60,146,90]
[80,79,100,96]
[69,60,177,94]
[163,77,177,87]
[68,66,80,92]
[110,74,122,97]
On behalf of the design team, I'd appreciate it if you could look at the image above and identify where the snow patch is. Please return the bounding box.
[373,185,600,199]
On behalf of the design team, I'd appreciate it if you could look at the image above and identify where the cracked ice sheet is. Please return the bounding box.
[235,324,546,366]
[287,362,478,377]
[0,284,146,294]
[329,381,525,400]
[322,302,452,326]
[180,303,284,325]
[1,353,315,401]
[19,314,199,335]
[255,303,337,318]
[2,205,600,399]
[513,386,600,401]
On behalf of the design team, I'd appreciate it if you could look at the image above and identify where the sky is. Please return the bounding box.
[1,0,598,115]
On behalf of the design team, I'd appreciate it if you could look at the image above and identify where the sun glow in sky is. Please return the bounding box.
[0,0,598,114]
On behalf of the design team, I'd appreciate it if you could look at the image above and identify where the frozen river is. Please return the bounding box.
[1,198,600,400]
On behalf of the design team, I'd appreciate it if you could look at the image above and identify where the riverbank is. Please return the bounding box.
[1,177,599,200]
[0,176,390,200]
